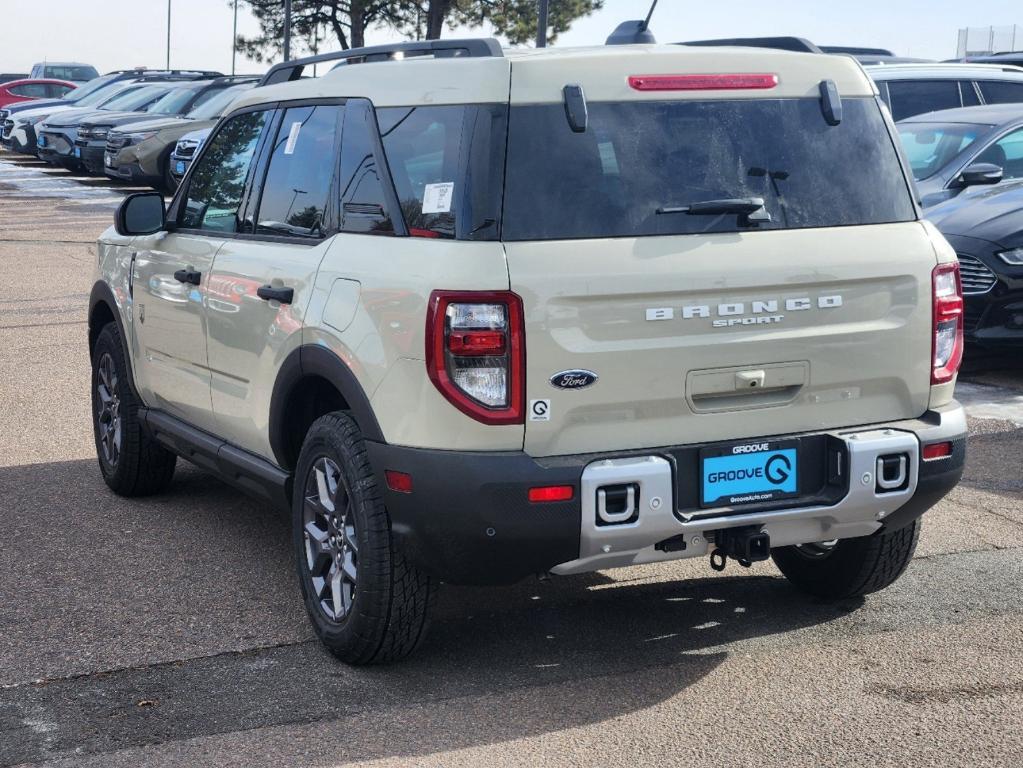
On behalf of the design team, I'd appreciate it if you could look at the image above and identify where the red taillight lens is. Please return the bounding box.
[628,73,779,91]
[528,485,574,503]
[385,470,414,493]
[922,442,953,461]
[426,291,525,425]
[932,262,965,384]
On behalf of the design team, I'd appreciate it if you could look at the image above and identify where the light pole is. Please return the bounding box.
[283,0,293,62]
[166,0,172,69]
[231,0,239,75]
[536,0,549,48]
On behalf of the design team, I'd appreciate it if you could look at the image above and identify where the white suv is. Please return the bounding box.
[89,39,968,664]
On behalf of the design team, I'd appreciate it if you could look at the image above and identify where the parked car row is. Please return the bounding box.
[2,68,255,192]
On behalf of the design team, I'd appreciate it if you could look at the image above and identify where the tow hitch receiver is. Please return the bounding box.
[710,526,771,570]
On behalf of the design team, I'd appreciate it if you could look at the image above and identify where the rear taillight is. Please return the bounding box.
[932,262,964,384]
[426,291,525,425]
[628,73,779,91]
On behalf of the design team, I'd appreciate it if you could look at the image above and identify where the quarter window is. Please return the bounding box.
[179,110,269,233]
[338,101,394,236]
[977,81,1023,105]
[9,83,48,98]
[255,104,341,238]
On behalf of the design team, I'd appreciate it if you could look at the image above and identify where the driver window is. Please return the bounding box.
[180,110,270,232]
[976,127,1023,180]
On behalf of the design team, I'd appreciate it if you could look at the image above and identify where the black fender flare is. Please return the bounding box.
[88,280,139,397]
[268,345,385,467]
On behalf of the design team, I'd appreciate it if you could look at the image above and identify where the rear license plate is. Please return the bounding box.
[175,160,185,175]
[73,146,81,158]
[701,440,798,507]
[37,134,46,147]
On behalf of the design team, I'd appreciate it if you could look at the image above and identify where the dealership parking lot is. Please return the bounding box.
[2,151,1023,767]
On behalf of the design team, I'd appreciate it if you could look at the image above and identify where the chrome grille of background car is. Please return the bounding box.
[105,136,130,153]
[957,254,997,295]
[175,141,198,158]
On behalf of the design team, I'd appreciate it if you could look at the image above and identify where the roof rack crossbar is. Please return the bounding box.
[259,38,503,86]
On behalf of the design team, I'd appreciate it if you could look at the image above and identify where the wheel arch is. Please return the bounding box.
[269,345,384,471]
[88,280,138,396]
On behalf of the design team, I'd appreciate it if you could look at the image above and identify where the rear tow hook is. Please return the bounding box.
[709,526,771,571]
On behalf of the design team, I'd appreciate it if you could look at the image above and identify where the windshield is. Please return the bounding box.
[100,85,171,112]
[897,121,992,180]
[187,84,253,119]
[502,97,917,241]
[62,73,118,102]
[146,85,204,116]
[46,65,98,81]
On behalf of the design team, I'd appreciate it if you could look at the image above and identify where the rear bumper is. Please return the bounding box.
[369,402,966,585]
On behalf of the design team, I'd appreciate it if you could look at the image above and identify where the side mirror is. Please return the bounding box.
[115,192,166,236]
[952,163,1003,189]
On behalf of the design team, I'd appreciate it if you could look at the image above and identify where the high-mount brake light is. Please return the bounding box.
[931,262,965,385]
[426,291,525,425]
[628,73,779,91]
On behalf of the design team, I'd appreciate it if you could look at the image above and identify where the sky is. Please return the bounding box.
[0,0,1021,76]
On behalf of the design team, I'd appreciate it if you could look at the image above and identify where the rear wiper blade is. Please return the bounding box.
[656,197,766,216]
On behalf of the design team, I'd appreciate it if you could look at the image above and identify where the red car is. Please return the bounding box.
[0,78,76,109]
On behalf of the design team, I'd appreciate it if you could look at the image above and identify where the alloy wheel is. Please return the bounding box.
[302,456,358,622]
[96,352,122,467]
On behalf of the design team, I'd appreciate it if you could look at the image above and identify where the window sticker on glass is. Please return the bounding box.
[422,181,454,214]
[284,121,302,155]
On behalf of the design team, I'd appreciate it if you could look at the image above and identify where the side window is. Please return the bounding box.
[976,127,1023,179]
[887,80,962,121]
[338,101,394,236]
[10,83,48,97]
[977,81,1023,105]
[959,81,981,107]
[255,104,341,238]
[180,110,269,232]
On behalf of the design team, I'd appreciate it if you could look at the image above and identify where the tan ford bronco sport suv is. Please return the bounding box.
[88,39,968,664]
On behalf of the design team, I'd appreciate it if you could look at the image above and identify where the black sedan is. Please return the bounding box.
[927,178,1023,356]
[898,104,1023,207]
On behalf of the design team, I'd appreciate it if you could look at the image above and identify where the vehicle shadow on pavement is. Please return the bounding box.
[0,458,862,766]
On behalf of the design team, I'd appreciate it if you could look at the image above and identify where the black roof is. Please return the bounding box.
[898,103,1023,125]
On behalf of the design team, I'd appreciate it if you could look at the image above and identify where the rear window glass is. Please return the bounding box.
[503,98,916,241]
[897,122,989,180]
[377,104,506,240]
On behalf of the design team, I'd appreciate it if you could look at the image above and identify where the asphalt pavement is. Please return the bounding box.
[1,152,1022,767]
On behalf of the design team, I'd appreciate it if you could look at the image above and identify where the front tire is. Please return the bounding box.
[771,520,921,599]
[293,412,435,664]
[91,322,177,496]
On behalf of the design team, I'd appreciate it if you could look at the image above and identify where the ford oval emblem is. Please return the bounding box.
[550,370,598,390]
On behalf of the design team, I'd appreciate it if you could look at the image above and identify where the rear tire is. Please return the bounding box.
[293,412,435,664]
[91,322,177,496]
[771,520,921,599]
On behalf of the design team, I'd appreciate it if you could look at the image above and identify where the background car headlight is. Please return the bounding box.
[124,131,157,145]
[997,248,1023,266]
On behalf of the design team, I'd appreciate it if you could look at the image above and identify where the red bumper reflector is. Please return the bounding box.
[922,442,953,461]
[528,485,574,503]
[385,470,414,493]
[628,73,779,91]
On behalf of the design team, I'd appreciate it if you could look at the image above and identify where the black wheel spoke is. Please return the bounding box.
[95,352,123,468]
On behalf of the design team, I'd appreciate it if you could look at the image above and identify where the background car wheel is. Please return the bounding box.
[293,412,435,665]
[771,520,921,599]
[91,323,176,496]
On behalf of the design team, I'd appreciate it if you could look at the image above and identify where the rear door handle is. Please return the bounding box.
[173,268,201,286]
[257,284,294,304]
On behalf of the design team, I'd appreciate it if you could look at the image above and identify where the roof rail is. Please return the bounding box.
[259,38,504,86]
[678,36,823,54]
